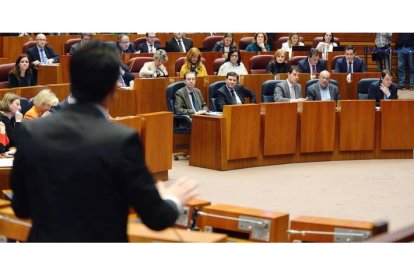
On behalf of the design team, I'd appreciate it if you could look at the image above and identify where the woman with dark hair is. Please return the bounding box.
[212,33,237,59]
[266,49,289,75]
[8,54,35,88]
[217,49,248,76]
[179,47,208,77]
[245,33,271,53]
[315,33,338,59]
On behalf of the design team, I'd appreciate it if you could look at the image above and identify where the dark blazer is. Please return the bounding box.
[212,41,237,53]
[115,42,136,55]
[298,58,327,73]
[26,45,60,64]
[136,42,162,53]
[368,80,398,106]
[306,82,340,102]
[175,87,208,115]
[8,72,35,88]
[334,56,367,73]
[165,37,193,52]
[11,103,178,242]
[120,62,134,87]
[215,84,256,112]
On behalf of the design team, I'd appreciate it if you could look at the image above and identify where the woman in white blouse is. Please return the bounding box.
[315,33,338,57]
[217,49,248,76]
[281,33,304,53]
[139,49,169,78]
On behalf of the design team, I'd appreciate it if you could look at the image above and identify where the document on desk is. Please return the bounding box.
[0,158,13,167]
[204,111,223,116]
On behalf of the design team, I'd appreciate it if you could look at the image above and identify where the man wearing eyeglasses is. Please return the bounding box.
[115,34,136,55]
[26,33,60,67]
[136,33,162,53]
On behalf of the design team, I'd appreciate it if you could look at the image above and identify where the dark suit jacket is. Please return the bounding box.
[115,42,136,55]
[165,37,193,52]
[120,62,134,86]
[175,87,208,115]
[334,57,367,73]
[11,103,178,242]
[368,80,398,106]
[298,58,327,73]
[306,82,340,102]
[137,42,162,53]
[26,45,60,64]
[215,84,256,112]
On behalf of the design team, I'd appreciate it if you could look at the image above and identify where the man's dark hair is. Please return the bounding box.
[70,40,120,103]
[288,65,300,74]
[308,48,319,57]
[345,45,355,52]
[381,69,394,79]
[226,71,239,80]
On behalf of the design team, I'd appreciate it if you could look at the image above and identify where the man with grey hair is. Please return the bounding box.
[139,49,169,77]
[26,33,60,66]
[306,70,340,101]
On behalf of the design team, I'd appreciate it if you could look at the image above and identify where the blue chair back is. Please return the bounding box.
[261,80,283,102]
[166,81,186,114]
[208,80,226,112]
[358,78,378,99]
[20,97,33,115]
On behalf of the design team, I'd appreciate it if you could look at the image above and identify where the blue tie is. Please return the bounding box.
[40,48,48,64]
[190,91,200,111]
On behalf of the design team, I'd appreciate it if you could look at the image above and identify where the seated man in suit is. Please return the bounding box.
[175,72,208,115]
[11,40,198,242]
[274,65,307,102]
[115,34,136,55]
[69,33,93,55]
[165,33,193,53]
[298,48,327,75]
[368,69,398,106]
[26,33,60,66]
[306,70,340,102]
[136,33,162,53]
[334,45,367,73]
[215,72,256,112]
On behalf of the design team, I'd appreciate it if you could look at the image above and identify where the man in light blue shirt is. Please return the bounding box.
[306,70,340,102]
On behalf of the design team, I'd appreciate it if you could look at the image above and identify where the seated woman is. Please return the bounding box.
[0,93,23,153]
[139,49,169,78]
[245,33,271,53]
[266,49,289,75]
[179,47,208,77]
[315,32,338,59]
[212,33,237,59]
[217,49,248,76]
[281,33,304,56]
[24,89,58,121]
[8,54,35,88]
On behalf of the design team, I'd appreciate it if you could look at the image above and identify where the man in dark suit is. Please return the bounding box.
[165,33,193,52]
[11,40,198,242]
[368,69,398,106]
[115,34,136,55]
[69,33,92,55]
[306,70,340,102]
[298,48,327,74]
[274,65,306,102]
[334,45,367,73]
[26,33,60,66]
[136,33,162,53]
[215,72,256,112]
[175,72,208,115]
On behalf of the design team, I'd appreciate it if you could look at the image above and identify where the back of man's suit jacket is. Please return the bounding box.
[11,103,178,242]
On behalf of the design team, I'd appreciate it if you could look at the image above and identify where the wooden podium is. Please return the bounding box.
[37,64,62,85]
[289,216,388,242]
[199,203,289,242]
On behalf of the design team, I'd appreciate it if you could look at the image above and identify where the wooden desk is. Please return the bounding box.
[290,216,388,242]
[200,203,289,242]
[37,64,63,85]
[0,207,30,241]
[190,101,414,171]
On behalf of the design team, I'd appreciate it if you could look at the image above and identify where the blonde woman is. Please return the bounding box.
[24,89,59,120]
[139,49,169,78]
[179,47,208,77]
[281,33,304,57]
[0,93,23,152]
[266,49,289,74]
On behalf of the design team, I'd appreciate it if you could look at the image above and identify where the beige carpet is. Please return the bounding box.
[169,159,414,232]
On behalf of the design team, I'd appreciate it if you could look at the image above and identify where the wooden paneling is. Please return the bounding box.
[338,100,376,151]
[108,88,137,117]
[223,104,260,160]
[37,64,62,85]
[261,102,298,155]
[300,101,336,153]
[381,100,414,150]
